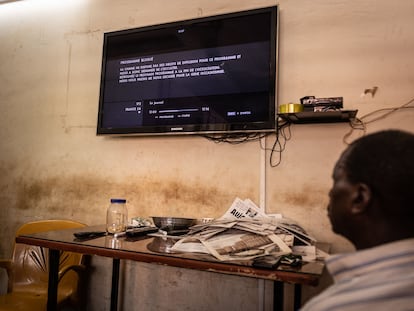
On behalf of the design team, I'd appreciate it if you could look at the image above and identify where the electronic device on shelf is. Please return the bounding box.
[300,96,343,112]
[278,95,357,124]
[97,6,279,136]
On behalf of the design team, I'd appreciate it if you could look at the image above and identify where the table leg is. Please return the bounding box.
[47,249,60,311]
[294,284,302,310]
[110,258,121,311]
[273,281,284,311]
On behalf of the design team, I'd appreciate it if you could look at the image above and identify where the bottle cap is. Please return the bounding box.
[110,198,126,203]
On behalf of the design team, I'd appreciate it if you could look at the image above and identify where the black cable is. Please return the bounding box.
[202,131,270,144]
[343,97,414,144]
[266,118,291,167]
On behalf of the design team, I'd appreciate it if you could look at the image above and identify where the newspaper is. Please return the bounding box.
[169,198,285,261]
[218,197,269,221]
[170,197,317,262]
[172,229,292,261]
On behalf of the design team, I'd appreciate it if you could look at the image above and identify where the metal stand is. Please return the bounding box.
[110,258,121,311]
[294,284,302,310]
[47,249,60,311]
[273,281,284,311]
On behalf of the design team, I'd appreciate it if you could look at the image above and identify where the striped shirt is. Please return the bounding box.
[300,238,414,311]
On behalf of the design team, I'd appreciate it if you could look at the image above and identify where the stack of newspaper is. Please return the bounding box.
[170,197,317,262]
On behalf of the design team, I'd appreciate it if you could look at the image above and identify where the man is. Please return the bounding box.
[301,130,414,311]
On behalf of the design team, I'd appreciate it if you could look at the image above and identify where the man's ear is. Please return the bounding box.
[350,183,372,214]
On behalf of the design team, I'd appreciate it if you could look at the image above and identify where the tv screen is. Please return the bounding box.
[97,6,278,136]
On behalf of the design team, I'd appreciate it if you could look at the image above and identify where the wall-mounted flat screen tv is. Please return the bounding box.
[97,6,279,136]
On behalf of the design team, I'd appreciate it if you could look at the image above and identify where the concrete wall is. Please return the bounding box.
[1,0,413,309]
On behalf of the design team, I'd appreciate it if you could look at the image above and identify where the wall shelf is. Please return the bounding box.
[278,110,358,124]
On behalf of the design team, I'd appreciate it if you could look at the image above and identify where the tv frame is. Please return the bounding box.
[96,6,279,136]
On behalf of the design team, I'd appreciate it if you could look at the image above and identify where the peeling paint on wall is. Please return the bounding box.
[0,164,248,257]
[278,183,328,208]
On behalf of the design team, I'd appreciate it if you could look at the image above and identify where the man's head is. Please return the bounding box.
[328,130,414,249]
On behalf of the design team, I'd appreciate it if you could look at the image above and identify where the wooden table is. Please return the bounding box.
[16,225,325,311]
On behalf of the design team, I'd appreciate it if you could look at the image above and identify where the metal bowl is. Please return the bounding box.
[151,217,196,231]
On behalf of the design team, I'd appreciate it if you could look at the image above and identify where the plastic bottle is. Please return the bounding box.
[106,198,128,234]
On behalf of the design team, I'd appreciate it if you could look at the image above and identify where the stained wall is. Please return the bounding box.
[0,0,413,309]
